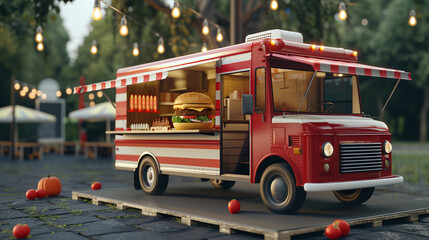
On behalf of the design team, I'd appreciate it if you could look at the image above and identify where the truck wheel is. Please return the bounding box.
[333,187,374,204]
[138,156,169,195]
[260,163,306,214]
[210,179,235,190]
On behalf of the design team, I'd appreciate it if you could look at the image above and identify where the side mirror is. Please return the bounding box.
[242,94,254,115]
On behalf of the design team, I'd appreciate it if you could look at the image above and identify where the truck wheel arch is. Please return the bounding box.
[133,152,161,190]
[254,155,302,186]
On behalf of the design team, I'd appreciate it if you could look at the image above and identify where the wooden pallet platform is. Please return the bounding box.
[72,181,429,240]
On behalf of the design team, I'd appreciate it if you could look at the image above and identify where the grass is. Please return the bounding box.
[392,142,429,186]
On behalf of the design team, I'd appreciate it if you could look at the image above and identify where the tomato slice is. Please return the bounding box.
[208,115,216,118]
[181,116,197,119]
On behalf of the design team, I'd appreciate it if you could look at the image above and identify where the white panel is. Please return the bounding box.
[116,146,220,160]
[126,77,132,85]
[115,134,219,141]
[115,160,138,169]
[319,63,331,72]
[338,65,348,74]
[222,53,251,65]
[371,69,380,77]
[215,90,220,100]
[215,116,220,125]
[116,93,127,102]
[160,164,219,175]
[386,71,395,79]
[115,120,127,129]
[400,72,408,80]
[137,75,144,83]
[355,68,365,76]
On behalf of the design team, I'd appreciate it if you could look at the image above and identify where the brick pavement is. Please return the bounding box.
[0,154,428,239]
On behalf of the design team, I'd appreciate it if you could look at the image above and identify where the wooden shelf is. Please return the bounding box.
[159,102,174,106]
[128,110,160,113]
[106,129,220,135]
[159,113,174,117]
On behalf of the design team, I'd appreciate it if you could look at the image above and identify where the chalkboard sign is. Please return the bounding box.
[36,100,65,143]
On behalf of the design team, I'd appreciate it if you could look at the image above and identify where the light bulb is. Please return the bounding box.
[35,26,43,43]
[41,93,47,99]
[338,2,347,21]
[23,86,29,92]
[409,9,417,27]
[89,93,94,100]
[201,43,208,52]
[132,42,139,56]
[171,1,180,18]
[97,91,103,98]
[119,16,128,36]
[31,88,37,94]
[56,91,62,98]
[66,88,72,95]
[202,19,209,35]
[90,101,95,107]
[92,0,102,21]
[20,91,26,97]
[29,93,36,100]
[270,0,279,11]
[14,82,20,90]
[37,90,42,97]
[216,28,223,42]
[157,37,165,54]
[37,42,44,52]
[91,40,98,54]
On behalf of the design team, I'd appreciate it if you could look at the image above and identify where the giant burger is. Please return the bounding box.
[172,92,215,130]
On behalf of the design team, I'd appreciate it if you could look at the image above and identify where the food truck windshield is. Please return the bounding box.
[268,68,361,115]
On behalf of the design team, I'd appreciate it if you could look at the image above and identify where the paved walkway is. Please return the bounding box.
[0,155,428,239]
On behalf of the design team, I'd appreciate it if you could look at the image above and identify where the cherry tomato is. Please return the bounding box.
[325,224,341,240]
[36,189,46,199]
[25,189,37,200]
[91,182,102,190]
[13,224,30,239]
[333,219,350,237]
[228,199,240,214]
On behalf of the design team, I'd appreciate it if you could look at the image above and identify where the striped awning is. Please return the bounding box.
[73,71,168,94]
[271,54,411,80]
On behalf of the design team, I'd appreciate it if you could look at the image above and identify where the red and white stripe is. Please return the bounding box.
[115,86,127,131]
[272,54,412,80]
[114,134,220,175]
[73,71,168,94]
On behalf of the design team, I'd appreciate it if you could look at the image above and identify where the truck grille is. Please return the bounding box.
[340,143,382,173]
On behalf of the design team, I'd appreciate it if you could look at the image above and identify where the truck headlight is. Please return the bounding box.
[322,142,334,158]
[383,141,392,154]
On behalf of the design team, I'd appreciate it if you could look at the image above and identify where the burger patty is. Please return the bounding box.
[174,108,213,116]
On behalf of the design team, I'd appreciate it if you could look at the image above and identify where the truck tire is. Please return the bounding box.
[138,156,169,195]
[333,187,374,204]
[210,179,235,190]
[260,163,306,214]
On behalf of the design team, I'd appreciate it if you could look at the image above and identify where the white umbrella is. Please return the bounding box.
[69,102,115,121]
[0,105,56,123]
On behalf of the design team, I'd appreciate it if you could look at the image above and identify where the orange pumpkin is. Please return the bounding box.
[38,175,61,196]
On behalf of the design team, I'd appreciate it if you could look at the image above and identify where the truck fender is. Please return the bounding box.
[254,154,302,186]
[133,151,161,190]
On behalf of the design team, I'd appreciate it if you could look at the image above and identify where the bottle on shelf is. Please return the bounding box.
[130,94,134,111]
[142,95,146,111]
[154,96,158,112]
[138,95,142,111]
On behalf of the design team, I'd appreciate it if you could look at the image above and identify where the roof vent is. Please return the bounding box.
[245,29,303,43]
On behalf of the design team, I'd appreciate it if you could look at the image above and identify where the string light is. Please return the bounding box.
[29,92,36,100]
[202,19,209,35]
[14,82,20,90]
[37,90,42,97]
[216,28,223,42]
[157,37,165,54]
[409,9,417,27]
[132,42,139,56]
[88,93,95,100]
[338,2,347,21]
[90,101,95,107]
[171,1,180,19]
[41,93,47,99]
[97,91,103,98]
[23,86,29,93]
[92,0,102,21]
[91,40,98,54]
[35,26,43,43]
[37,42,44,52]
[56,91,62,98]
[119,15,129,36]
[20,91,26,97]
[66,87,72,95]
[201,42,208,52]
[270,0,279,11]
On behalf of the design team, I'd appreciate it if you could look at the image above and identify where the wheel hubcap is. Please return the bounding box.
[270,178,287,202]
[144,166,154,187]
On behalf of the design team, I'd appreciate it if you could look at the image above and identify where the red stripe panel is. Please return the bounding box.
[331,65,339,73]
[75,87,82,93]
[116,139,219,149]
[215,100,221,110]
[101,82,106,89]
[218,60,250,73]
[215,110,220,115]
[116,102,127,115]
[379,70,387,78]
[364,68,372,76]
[92,84,97,90]
[348,67,356,75]
[156,72,163,80]
[121,79,126,86]
[314,62,321,71]
[116,154,139,162]
[132,77,138,84]
[83,86,88,92]
[394,71,401,79]
[116,115,127,120]
[216,82,220,90]
[158,156,219,168]
[144,75,150,82]
[408,73,411,80]
[116,87,127,94]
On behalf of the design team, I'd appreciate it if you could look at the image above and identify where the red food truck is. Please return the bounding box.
[74,29,410,213]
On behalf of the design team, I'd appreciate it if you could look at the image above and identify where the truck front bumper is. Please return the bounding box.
[303,176,403,192]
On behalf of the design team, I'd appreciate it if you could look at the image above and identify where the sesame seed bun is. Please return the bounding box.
[173,92,214,110]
